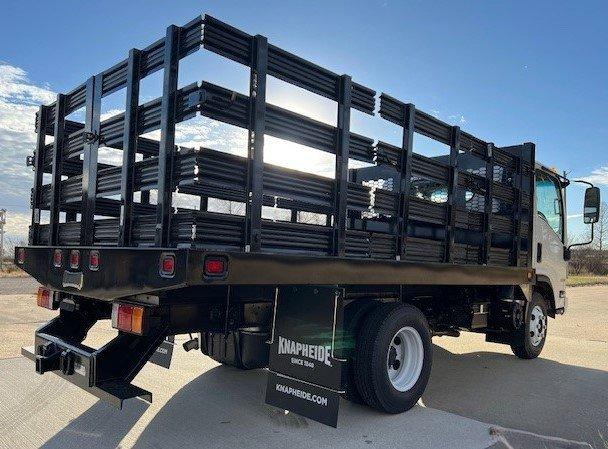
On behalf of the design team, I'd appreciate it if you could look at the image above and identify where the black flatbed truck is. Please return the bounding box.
[15,13,585,427]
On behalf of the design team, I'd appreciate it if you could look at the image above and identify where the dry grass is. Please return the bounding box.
[567,275,608,287]
[0,262,29,278]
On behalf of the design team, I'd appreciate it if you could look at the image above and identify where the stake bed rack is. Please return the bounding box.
[26,13,535,276]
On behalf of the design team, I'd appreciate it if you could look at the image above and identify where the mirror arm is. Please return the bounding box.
[567,180,596,250]
[568,221,593,250]
[573,179,594,188]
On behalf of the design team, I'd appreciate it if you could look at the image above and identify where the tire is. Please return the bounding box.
[342,300,379,404]
[353,303,433,413]
[511,292,548,359]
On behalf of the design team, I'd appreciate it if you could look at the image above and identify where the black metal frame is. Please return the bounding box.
[25,13,535,274]
[118,49,142,247]
[244,34,268,253]
[80,75,102,245]
[48,94,66,245]
[16,246,533,302]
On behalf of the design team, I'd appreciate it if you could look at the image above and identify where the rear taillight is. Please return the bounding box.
[111,303,146,335]
[36,287,57,309]
[53,249,63,268]
[17,248,25,265]
[89,250,100,271]
[159,253,175,277]
[204,256,227,277]
[69,250,80,269]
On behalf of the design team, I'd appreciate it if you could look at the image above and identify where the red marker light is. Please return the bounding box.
[36,287,56,309]
[117,304,133,332]
[111,303,146,335]
[89,250,100,270]
[204,257,227,276]
[17,248,25,264]
[53,249,63,268]
[69,250,80,269]
[159,254,175,277]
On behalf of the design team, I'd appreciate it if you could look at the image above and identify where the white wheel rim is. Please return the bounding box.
[386,326,424,392]
[529,305,546,347]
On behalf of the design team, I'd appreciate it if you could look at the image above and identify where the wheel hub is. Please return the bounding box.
[529,305,546,347]
[386,326,424,392]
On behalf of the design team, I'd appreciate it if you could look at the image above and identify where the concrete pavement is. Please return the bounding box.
[0,278,603,448]
[424,286,608,448]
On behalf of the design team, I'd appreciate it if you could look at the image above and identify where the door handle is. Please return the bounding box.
[537,243,542,263]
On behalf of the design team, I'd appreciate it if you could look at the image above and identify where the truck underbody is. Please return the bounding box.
[16,14,543,426]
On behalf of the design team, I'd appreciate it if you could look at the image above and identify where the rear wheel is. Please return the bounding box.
[511,292,548,359]
[342,300,378,404]
[353,303,433,413]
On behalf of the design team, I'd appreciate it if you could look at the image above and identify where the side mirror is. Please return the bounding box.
[568,181,600,250]
[584,186,600,224]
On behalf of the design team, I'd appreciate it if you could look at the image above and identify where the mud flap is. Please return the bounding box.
[149,335,175,368]
[265,285,345,427]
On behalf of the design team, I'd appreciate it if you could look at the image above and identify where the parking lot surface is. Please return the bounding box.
[0,278,604,448]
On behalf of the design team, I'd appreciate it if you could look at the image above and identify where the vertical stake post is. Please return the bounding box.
[333,75,352,257]
[397,104,415,259]
[512,155,523,266]
[49,94,66,246]
[119,49,142,247]
[483,143,494,264]
[155,25,180,247]
[524,142,536,268]
[445,126,460,262]
[244,35,268,252]
[80,75,102,245]
[30,105,48,245]
[511,144,531,267]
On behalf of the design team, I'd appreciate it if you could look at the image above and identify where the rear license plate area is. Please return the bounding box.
[62,271,83,289]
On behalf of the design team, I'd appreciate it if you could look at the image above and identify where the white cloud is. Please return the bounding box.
[429,110,467,125]
[0,63,56,240]
[0,63,55,106]
[448,114,467,125]
[2,211,31,242]
[581,167,608,186]
[100,109,125,121]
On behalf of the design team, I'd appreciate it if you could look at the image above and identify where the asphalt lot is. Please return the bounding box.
[0,277,605,449]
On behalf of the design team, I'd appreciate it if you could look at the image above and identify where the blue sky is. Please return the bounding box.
[1,0,606,243]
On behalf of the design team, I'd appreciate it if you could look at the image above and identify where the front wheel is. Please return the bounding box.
[353,303,433,413]
[511,292,548,359]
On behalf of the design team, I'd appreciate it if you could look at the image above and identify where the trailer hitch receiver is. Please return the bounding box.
[61,349,75,375]
[35,341,60,374]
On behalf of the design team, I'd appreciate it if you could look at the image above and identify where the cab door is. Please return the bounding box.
[532,170,567,310]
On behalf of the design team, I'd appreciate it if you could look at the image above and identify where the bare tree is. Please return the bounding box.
[296,211,328,225]
[593,201,608,250]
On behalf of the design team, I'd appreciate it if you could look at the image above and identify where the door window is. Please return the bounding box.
[535,171,563,240]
